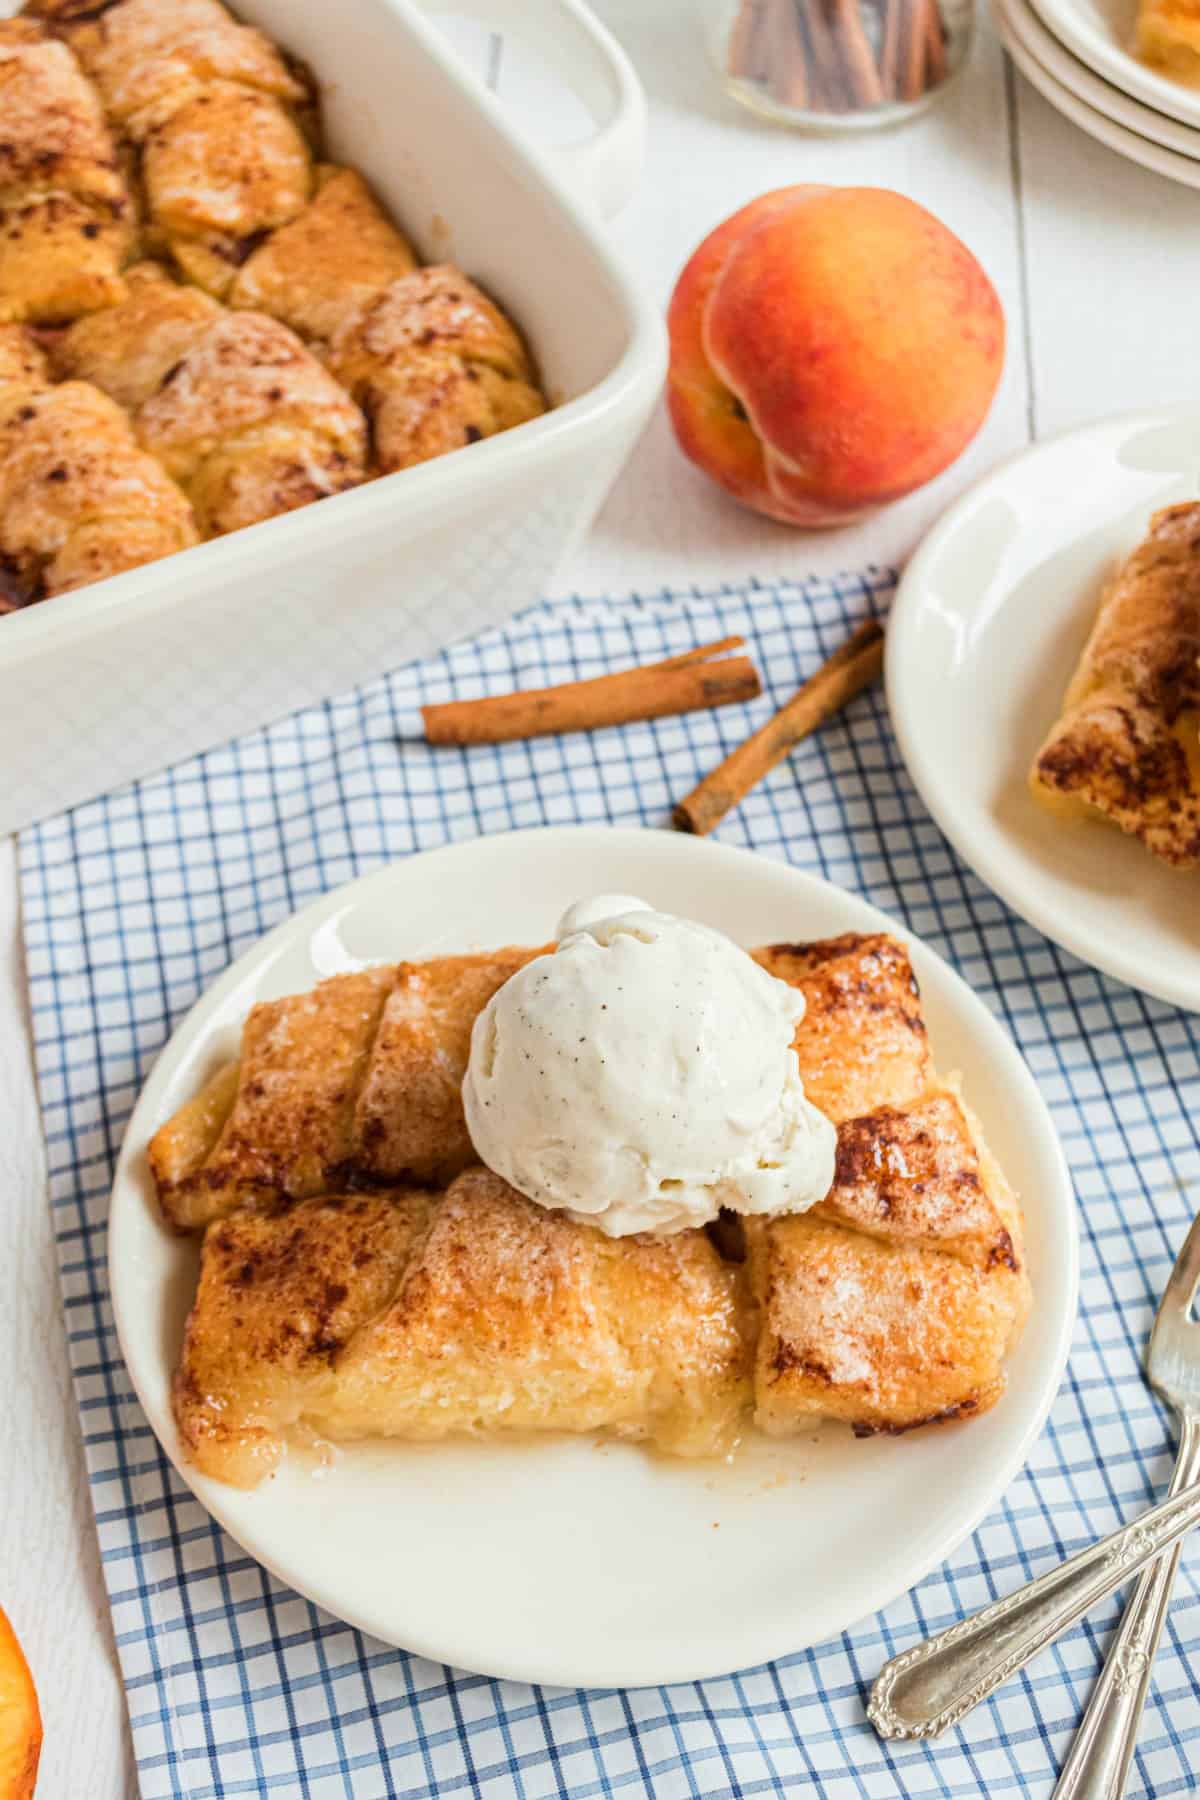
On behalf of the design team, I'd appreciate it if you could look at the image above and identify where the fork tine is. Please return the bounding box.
[1156,1210,1200,1323]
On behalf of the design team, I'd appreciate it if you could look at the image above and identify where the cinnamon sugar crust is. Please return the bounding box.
[136,309,368,534]
[752,932,930,1120]
[8,0,548,593]
[352,947,547,1187]
[230,165,417,344]
[1031,502,1200,869]
[0,19,133,323]
[0,319,196,598]
[174,1170,752,1485]
[158,928,1031,1477]
[328,265,546,473]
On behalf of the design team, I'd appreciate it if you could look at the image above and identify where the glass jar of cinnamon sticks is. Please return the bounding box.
[707,0,970,127]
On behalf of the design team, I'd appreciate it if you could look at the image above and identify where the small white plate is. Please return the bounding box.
[889,412,1200,1014]
[998,7,1200,186]
[110,827,1077,1688]
[1026,0,1200,129]
[999,0,1200,154]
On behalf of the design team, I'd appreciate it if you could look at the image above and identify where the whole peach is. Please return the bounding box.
[667,186,1005,527]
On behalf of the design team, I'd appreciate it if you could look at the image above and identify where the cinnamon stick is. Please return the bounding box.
[726,0,944,111]
[801,0,853,111]
[768,0,811,106]
[422,641,761,746]
[672,619,884,836]
[829,0,887,104]
[878,0,902,95]
[899,0,932,98]
[748,0,775,79]
[728,0,757,74]
[924,0,947,86]
[790,0,832,108]
[727,0,768,79]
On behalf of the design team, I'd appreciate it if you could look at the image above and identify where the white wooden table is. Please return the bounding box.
[3,4,1197,1792]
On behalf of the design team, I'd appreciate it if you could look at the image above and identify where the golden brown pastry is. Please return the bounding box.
[815,1083,1021,1269]
[0,321,196,602]
[352,948,547,1187]
[229,165,417,344]
[328,265,546,473]
[752,933,931,1120]
[174,1187,435,1487]
[50,263,366,533]
[150,950,544,1230]
[745,1081,1029,1437]
[1135,0,1200,85]
[743,933,1029,1438]
[1031,502,1200,870]
[153,934,947,1242]
[7,3,548,599]
[142,85,312,296]
[29,0,315,296]
[151,968,396,1228]
[745,1206,1028,1439]
[161,928,1036,1476]
[160,927,1031,1480]
[51,259,220,409]
[174,1169,754,1486]
[0,18,133,323]
[136,309,368,535]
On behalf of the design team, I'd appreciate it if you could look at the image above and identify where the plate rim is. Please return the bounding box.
[1026,0,1200,129]
[998,0,1200,153]
[997,12,1200,186]
[109,825,1079,1686]
[887,407,1200,1015]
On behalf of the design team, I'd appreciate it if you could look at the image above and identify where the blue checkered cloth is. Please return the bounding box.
[19,571,1200,1799]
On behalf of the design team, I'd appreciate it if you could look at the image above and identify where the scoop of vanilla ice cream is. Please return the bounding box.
[462,896,836,1237]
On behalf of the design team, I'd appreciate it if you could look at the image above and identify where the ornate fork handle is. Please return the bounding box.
[868,1475,1200,1739]
[1052,1415,1200,1799]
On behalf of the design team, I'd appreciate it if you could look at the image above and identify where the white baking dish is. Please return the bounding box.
[0,0,665,833]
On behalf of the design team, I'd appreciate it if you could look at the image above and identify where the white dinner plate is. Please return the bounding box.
[1025,0,1200,127]
[999,0,1200,153]
[998,9,1200,186]
[889,412,1200,1015]
[110,827,1077,1688]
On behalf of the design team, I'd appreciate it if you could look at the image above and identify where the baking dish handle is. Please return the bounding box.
[422,0,646,219]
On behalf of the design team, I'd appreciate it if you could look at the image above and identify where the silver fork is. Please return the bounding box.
[1052,1213,1200,1799]
[868,1212,1200,1751]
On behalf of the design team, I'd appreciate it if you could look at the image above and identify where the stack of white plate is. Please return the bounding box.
[993,0,1200,186]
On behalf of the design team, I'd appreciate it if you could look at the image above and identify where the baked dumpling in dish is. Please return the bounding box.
[52,267,368,536]
[1031,502,1200,869]
[29,0,315,297]
[27,0,304,129]
[136,309,368,535]
[229,165,417,344]
[0,322,196,602]
[141,83,313,296]
[328,265,547,473]
[51,259,221,409]
[0,19,133,323]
